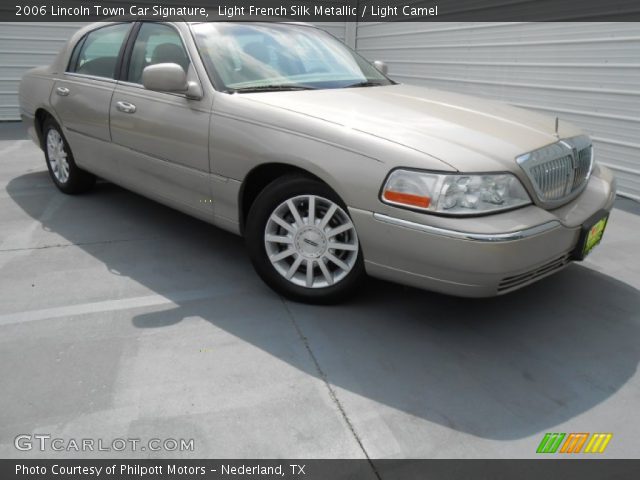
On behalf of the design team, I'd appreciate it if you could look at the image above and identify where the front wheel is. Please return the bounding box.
[245,176,364,304]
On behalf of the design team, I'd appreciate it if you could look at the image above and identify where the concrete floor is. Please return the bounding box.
[1,122,639,459]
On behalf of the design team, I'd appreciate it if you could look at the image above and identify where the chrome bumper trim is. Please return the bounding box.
[372,213,561,242]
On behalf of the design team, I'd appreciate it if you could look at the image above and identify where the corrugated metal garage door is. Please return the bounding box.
[0,22,87,121]
[0,21,346,121]
[356,22,640,200]
[314,22,347,43]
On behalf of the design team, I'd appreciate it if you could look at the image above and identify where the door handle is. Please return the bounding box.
[55,87,70,96]
[116,101,136,114]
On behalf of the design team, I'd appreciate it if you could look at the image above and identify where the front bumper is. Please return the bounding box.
[350,164,617,297]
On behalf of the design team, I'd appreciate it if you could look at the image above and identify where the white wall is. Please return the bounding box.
[356,22,640,200]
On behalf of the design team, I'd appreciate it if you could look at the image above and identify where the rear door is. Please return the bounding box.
[50,23,132,178]
[109,22,213,219]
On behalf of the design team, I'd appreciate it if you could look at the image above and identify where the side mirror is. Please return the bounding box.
[373,60,388,76]
[142,63,202,100]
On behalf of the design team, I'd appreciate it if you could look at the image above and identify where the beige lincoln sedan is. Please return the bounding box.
[19,21,616,303]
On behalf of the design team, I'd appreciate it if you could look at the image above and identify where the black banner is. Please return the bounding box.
[3,459,640,480]
[3,0,640,22]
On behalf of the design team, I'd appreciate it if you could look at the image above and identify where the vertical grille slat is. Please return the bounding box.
[551,160,557,198]
[517,136,593,207]
[572,147,592,191]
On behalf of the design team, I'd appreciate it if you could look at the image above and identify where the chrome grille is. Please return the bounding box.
[516,135,593,208]
[530,154,573,202]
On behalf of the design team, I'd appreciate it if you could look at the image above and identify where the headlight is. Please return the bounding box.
[381,169,531,215]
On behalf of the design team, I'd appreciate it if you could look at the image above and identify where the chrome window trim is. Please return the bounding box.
[373,213,561,242]
[115,80,197,100]
[62,72,118,84]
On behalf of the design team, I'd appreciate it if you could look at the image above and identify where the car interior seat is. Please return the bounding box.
[77,57,118,78]
[151,43,190,72]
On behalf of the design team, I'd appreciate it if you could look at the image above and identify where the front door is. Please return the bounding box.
[109,22,213,219]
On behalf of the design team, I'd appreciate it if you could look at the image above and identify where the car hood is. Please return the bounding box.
[242,84,582,172]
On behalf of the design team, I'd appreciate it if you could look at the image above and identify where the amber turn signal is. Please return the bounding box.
[383,190,431,208]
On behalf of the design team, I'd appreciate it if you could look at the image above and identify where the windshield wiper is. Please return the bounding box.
[228,85,316,93]
[343,81,386,88]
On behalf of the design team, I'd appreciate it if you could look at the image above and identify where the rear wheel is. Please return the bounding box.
[42,118,95,194]
[245,175,364,304]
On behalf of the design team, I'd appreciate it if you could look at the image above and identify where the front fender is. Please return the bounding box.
[209,93,453,214]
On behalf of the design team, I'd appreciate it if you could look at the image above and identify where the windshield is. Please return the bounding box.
[190,23,393,92]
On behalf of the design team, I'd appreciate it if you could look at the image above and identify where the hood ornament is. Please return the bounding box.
[554,116,560,138]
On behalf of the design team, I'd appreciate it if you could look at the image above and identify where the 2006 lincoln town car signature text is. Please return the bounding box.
[19,21,616,303]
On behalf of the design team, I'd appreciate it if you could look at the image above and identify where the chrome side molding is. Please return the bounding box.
[373,213,561,242]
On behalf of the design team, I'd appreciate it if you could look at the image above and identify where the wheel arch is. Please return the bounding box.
[238,162,342,234]
[34,108,56,146]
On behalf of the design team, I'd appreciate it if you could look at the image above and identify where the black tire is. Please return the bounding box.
[42,117,95,194]
[245,175,365,304]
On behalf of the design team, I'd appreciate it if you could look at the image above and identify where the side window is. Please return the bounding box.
[68,24,130,79]
[127,23,190,85]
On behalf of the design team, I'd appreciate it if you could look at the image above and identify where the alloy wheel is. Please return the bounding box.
[46,129,70,184]
[264,195,359,288]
